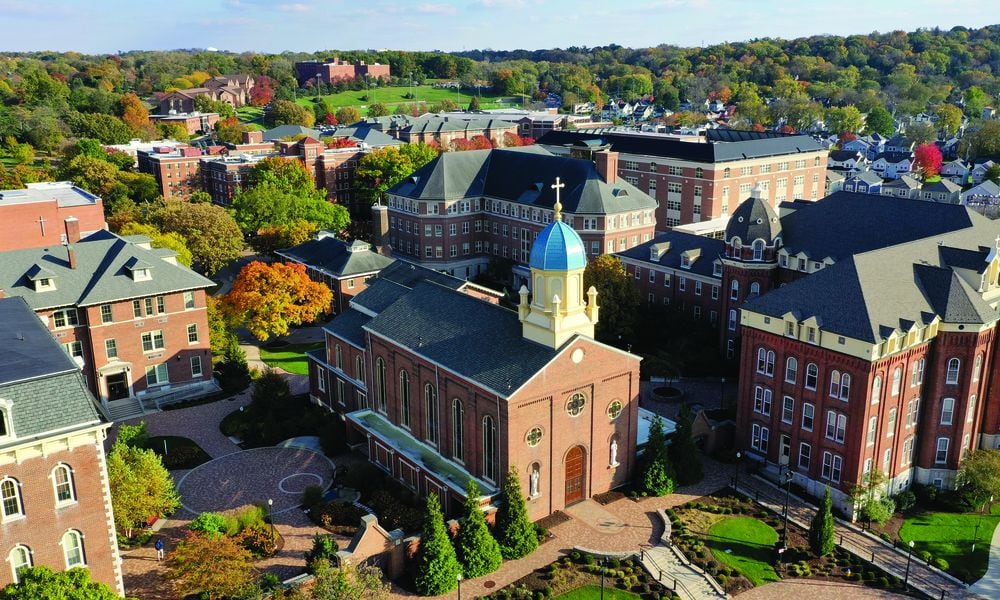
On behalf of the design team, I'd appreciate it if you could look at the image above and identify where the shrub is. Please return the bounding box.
[934,557,950,571]
[305,534,340,573]
[876,576,889,588]
[894,490,917,512]
[302,485,324,509]
[239,525,278,557]
[919,550,933,563]
[260,572,280,591]
[161,445,203,469]
[189,512,228,537]
[311,501,367,535]
[236,505,267,531]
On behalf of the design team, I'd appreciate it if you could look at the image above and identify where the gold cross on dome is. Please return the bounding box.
[551,177,565,222]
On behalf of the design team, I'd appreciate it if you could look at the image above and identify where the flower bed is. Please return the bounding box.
[486,552,677,600]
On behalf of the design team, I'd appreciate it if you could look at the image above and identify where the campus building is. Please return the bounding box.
[384,145,657,285]
[294,58,390,87]
[0,182,107,252]
[726,191,1000,513]
[0,297,123,593]
[308,204,641,519]
[538,129,828,229]
[0,227,216,421]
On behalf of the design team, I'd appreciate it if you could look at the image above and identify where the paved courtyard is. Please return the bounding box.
[176,447,335,515]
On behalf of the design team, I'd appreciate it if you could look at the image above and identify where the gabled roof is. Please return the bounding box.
[617,231,724,278]
[324,126,400,147]
[0,297,102,447]
[923,179,962,193]
[277,236,395,278]
[0,230,214,310]
[829,150,862,162]
[847,171,883,184]
[263,124,323,141]
[882,175,921,190]
[388,146,656,215]
[348,259,467,315]
[873,151,913,164]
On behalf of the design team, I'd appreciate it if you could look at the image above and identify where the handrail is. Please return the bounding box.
[640,546,698,600]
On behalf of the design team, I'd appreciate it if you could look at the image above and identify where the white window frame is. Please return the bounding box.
[52,464,76,506]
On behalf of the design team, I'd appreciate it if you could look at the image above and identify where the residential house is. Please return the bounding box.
[0,297,123,593]
[0,228,216,420]
[880,175,922,199]
[940,159,969,185]
[827,150,866,174]
[920,179,962,204]
[871,152,914,180]
[157,75,254,114]
[971,160,997,185]
[884,134,915,154]
[841,171,883,195]
[825,170,846,195]
[961,180,1000,218]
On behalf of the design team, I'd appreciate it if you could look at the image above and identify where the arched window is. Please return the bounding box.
[870,376,882,404]
[750,282,761,297]
[969,395,977,423]
[399,370,411,428]
[8,546,31,583]
[375,357,387,414]
[1,478,23,519]
[752,240,765,261]
[483,415,497,482]
[785,357,798,384]
[0,405,9,437]
[730,279,740,301]
[892,367,902,396]
[829,370,842,397]
[946,358,960,384]
[52,464,75,505]
[354,355,364,382]
[973,354,983,383]
[757,348,775,375]
[805,363,818,390]
[911,359,925,386]
[840,373,851,400]
[61,530,85,568]
[452,399,464,462]
[424,383,438,446]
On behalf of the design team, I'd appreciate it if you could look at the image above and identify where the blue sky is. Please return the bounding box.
[1,0,996,54]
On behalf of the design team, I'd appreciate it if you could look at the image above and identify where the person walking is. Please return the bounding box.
[154,537,165,561]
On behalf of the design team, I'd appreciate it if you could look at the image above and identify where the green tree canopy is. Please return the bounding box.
[156,200,245,275]
[865,106,895,136]
[266,99,315,127]
[108,436,180,539]
[413,494,462,596]
[230,183,349,235]
[119,222,194,267]
[669,403,703,486]
[0,566,122,600]
[584,254,640,346]
[354,144,439,206]
[809,487,835,556]
[959,449,1000,509]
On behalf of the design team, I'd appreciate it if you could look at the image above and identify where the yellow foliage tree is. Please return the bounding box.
[223,261,332,341]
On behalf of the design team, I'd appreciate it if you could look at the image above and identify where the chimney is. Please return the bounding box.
[595,150,619,184]
[67,244,77,270]
[371,203,390,251]
[64,217,81,244]
[243,130,263,144]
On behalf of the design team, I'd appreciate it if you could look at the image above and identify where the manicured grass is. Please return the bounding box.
[553,585,642,600]
[259,341,324,375]
[705,517,780,586]
[146,436,211,470]
[899,505,1000,582]
[295,84,518,114]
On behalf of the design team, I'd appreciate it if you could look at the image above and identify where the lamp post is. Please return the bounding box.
[600,556,608,600]
[457,574,462,600]
[781,469,793,548]
[267,498,274,540]
[733,451,742,491]
[720,377,726,409]
[904,540,915,589]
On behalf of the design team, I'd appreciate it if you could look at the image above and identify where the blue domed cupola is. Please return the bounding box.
[518,177,599,348]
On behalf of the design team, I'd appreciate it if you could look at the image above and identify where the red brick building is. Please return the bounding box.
[538,129,828,229]
[0,226,216,421]
[385,146,657,284]
[0,182,107,252]
[157,75,255,114]
[294,58,390,87]
[137,146,205,200]
[728,192,1000,514]
[307,216,640,519]
[149,111,220,136]
[0,297,122,593]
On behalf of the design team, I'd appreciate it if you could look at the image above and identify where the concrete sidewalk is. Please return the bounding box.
[969,519,1000,598]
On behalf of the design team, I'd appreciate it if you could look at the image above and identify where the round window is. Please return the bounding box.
[526,427,543,447]
[567,393,586,417]
[607,400,623,420]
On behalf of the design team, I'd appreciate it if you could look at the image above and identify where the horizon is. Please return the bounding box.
[1,0,997,55]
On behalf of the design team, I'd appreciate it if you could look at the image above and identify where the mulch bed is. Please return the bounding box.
[593,491,626,505]
[537,511,572,530]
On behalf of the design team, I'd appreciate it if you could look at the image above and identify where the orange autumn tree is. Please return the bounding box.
[223,261,331,341]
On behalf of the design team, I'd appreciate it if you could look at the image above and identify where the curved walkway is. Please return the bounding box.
[737,579,905,599]
[176,447,334,515]
[969,520,1000,598]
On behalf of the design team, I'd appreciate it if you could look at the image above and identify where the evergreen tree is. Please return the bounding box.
[414,494,461,596]
[669,404,703,486]
[809,487,835,556]
[469,95,481,111]
[640,415,676,496]
[455,480,503,578]
[494,468,538,559]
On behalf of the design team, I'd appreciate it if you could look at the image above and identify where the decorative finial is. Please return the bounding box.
[551,177,566,222]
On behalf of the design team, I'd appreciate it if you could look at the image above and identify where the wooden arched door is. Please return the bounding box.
[564,446,586,505]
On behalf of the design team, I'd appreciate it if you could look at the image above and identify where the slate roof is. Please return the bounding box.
[347,259,466,315]
[0,297,102,447]
[364,281,558,395]
[263,124,323,141]
[323,126,400,147]
[846,171,883,185]
[0,230,214,310]
[277,236,395,278]
[725,195,781,243]
[325,308,372,348]
[777,192,983,262]
[617,231,724,277]
[388,146,656,215]
[873,151,913,164]
[923,179,962,194]
[743,195,1000,343]
[882,175,921,190]
[537,129,825,163]
[828,150,862,163]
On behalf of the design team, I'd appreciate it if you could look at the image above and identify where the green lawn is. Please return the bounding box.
[899,505,1000,582]
[259,341,324,375]
[295,84,519,114]
[146,436,211,470]
[705,517,780,586]
[553,585,642,600]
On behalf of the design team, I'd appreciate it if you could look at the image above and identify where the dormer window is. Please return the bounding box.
[713,262,722,276]
[26,264,56,292]
[125,257,153,281]
[752,240,765,261]
[0,400,11,439]
[680,256,691,269]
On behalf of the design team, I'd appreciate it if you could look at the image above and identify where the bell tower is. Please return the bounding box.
[518,177,599,348]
